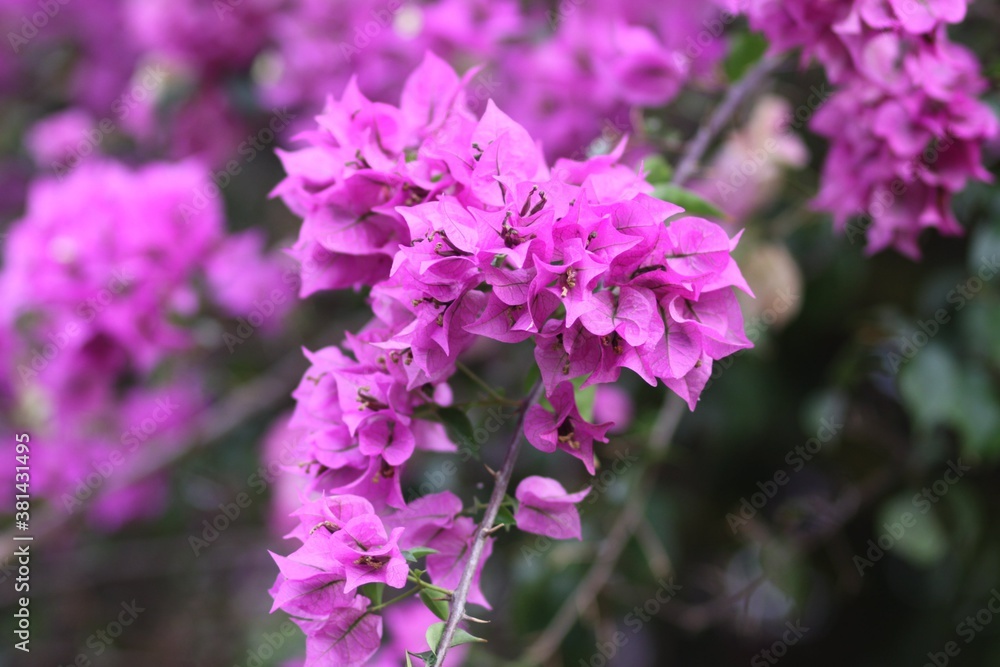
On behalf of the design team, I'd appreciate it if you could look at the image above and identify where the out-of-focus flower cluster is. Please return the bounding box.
[262,0,735,158]
[741,0,998,257]
[0,159,288,528]
[2,0,734,185]
[268,54,752,666]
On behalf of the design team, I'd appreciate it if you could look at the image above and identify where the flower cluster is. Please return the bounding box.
[270,53,752,665]
[263,0,733,157]
[0,159,289,528]
[5,0,733,200]
[742,0,997,257]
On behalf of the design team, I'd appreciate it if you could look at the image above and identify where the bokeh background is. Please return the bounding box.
[1,1,999,666]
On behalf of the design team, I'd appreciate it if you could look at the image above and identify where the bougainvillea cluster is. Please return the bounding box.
[0,159,288,528]
[269,53,752,665]
[741,0,998,257]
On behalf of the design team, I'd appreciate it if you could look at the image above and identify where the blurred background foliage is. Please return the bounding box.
[1,8,1000,667]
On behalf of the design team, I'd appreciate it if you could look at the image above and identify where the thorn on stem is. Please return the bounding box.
[462,614,490,624]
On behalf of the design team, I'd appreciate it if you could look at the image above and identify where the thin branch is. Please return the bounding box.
[661,574,767,633]
[636,518,674,580]
[522,393,684,665]
[671,56,785,187]
[521,57,784,663]
[456,360,518,405]
[433,380,543,667]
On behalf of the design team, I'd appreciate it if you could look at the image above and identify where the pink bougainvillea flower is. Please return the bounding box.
[514,476,591,540]
[329,514,408,592]
[524,382,612,474]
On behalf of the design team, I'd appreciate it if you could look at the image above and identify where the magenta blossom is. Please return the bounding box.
[271,53,752,664]
[741,0,996,257]
[514,476,591,540]
[525,382,612,474]
[329,514,409,592]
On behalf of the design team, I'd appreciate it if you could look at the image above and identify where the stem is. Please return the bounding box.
[409,574,455,597]
[671,55,785,187]
[370,587,420,613]
[520,56,782,650]
[456,361,513,404]
[522,393,685,665]
[432,380,543,667]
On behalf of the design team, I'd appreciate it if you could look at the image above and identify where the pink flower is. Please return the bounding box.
[593,385,635,434]
[514,476,590,540]
[742,0,996,257]
[329,514,409,592]
[271,55,754,660]
[0,158,287,528]
[525,382,612,475]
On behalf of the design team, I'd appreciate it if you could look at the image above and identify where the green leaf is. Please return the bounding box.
[899,345,959,431]
[406,652,414,667]
[425,622,487,654]
[410,650,435,665]
[450,628,487,647]
[360,582,384,608]
[571,376,597,422]
[523,364,541,394]
[403,547,440,563]
[643,154,673,185]
[438,406,475,443]
[950,366,1000,460]
[876,495,947,567]
[495,504,517,530]
[419,589,450,621]
[653,184,725,220]
[425,622,444,653]
[724,32,768,82]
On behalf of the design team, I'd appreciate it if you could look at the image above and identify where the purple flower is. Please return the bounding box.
[514,476,591,540]
[0,158,287,528]
[329,514,409,592]
[271,55,755,657]
[742,0,997,257]
[525,382,612,474]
